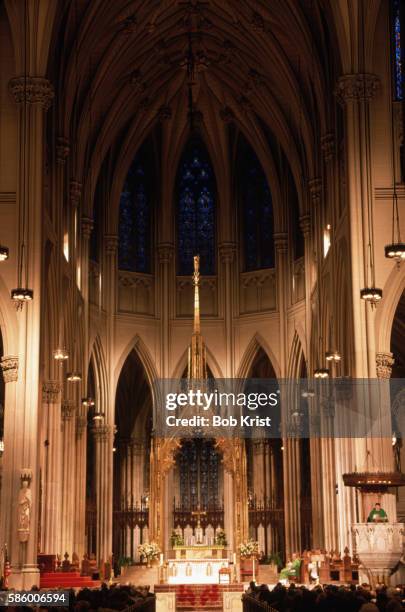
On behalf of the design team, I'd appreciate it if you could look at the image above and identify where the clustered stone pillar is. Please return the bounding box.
[60,400,76,556]
[0,357,19,554]
[74,409,88,558]
[157,244,174,377]
[41,381,62,556]
[93,423,114,571]
[219,243,236,377]
[6,75,54,589]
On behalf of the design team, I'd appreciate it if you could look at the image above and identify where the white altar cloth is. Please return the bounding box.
[167,559,229,584]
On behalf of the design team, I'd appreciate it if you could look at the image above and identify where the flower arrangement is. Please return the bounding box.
[138,542,161,564]
[170,531,184,547]
[238,538,259,559]
[215,529,227,546]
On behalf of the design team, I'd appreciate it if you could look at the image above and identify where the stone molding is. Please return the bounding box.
[70,180,82,206]
[299,214,311,238]
[61,400,76,421]
[105,234,119,255]
[76,416,87,439]
[321,133,335,162]
[81,216,94,239]
[42,380,61,403]
[335,74,380,104]
[9,76,54,110]
[274,232,288,253]
[219,242,236,264]
[56,137,70,164]
[376,352,394,379]
[308,178,322,205]
[0,356,19,383]
[157,243,174,264]
[92,424,114,442]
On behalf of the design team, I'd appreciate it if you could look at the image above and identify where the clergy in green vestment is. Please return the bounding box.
[279,554,301,581]
[367,502,388,523]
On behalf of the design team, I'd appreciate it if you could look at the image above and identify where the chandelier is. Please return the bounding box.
[0,245,9,261]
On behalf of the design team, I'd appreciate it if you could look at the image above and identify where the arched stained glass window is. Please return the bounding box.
[392,0,404,100]
[118,144,152,273]
[238,137,275,271]
[177,140,216,276]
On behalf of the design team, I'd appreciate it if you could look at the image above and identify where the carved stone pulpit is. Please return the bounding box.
[351,522,405,584]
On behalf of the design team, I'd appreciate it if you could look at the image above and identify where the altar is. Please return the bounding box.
[167,545,229,584]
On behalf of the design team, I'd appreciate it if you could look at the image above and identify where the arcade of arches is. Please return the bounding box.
[0,0,405,590]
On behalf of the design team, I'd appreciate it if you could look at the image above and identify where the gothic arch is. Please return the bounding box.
[287,331,307,378]
[89,335,109,422]
[237,334,280,379]
[375,264,405,355]
[114,334,159,401]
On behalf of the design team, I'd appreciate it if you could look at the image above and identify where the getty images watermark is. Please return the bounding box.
[153,378,405,438]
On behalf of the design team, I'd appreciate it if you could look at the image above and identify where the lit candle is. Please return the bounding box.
[233,552,236,565]
[160,553,164,566]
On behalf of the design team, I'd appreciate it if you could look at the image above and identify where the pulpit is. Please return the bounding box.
[352,522,405,584]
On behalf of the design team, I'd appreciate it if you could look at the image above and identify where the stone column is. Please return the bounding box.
[320,394,339,551]
[93,423,114,569]
[0,357,19,554]
[283,437,302,557]
[252,440,266,501]
[41,381,62,555]
[219,243,236,377]
[60,400,76,556]
[7,76,54,589]
[334,73,380,378]
[274,234,288,375]
[73,410,87,558]
[157,244,174,377]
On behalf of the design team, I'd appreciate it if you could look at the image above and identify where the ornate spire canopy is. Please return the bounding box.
[187,255,207,381]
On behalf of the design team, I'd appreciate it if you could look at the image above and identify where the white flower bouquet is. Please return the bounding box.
[238,538,259,559]
[138,542,161,563]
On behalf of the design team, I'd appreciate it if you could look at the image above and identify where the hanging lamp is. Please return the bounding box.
[12,0,33,307]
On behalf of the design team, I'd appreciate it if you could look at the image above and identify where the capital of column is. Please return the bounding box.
[61,400,76,421]
[274,232,288,253]
[299,214,311,238]
[70,180,82,207]
[130,440,144,456]
[157,243,174,264]
[9,76,54,110]
[92,424,114,442]
[321,133,335,163]
[76,415,87,438]
[0,356,18,383]
[335,74,380,104]
[376,352,394,379]
[308,178,322,205]
[81,216,94,239]
[105,234,119,255]
[56,137,70,164]
[42,380,61,403]
[252,439,265,454]
[219,242,236,264]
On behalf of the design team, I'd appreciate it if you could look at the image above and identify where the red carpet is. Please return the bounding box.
[154,583,243,611]
[40,571,101,589]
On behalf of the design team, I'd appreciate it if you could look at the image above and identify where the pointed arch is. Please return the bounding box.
[114,334,159,399]
[89,335,109,421]
[176,137,216,276]
[375,264,405,355]
[287,331,307,378]
[237,334,280,379]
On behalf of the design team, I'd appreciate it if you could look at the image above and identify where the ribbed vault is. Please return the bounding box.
[47,0,346,221]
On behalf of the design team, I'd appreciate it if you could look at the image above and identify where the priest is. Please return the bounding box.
[367,502,388,523]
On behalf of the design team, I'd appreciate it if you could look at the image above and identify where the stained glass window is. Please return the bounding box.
[177,140,216,276]
[392,0,404,100]
[177,439,219,509]
[238,138,275,271]
[118,145,152,272]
